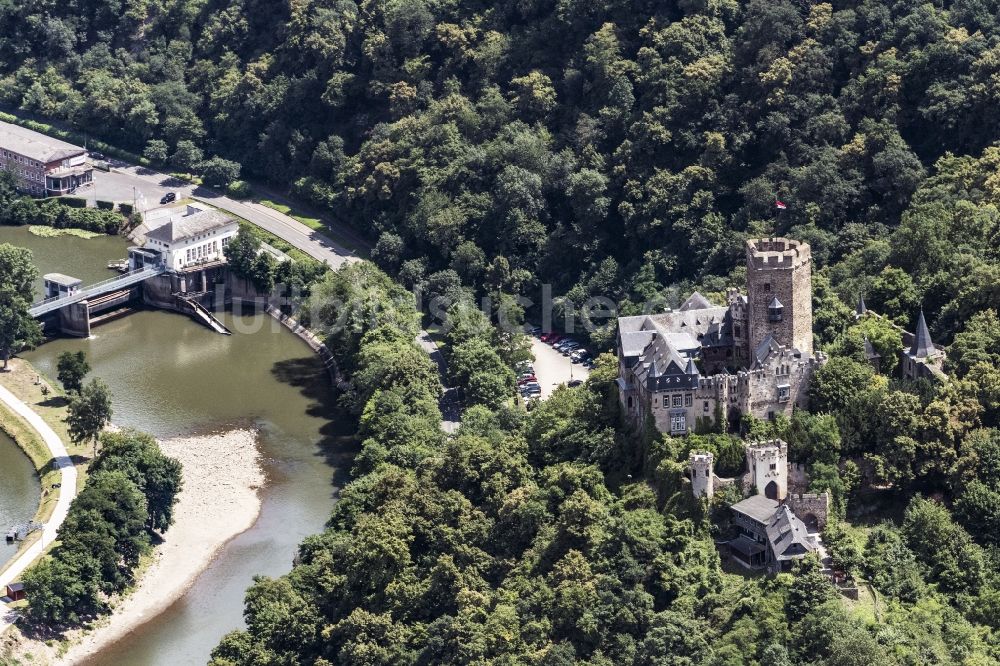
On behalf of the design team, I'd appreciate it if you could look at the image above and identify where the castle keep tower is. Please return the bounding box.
[745,238,813,357]
[689,451,714,499]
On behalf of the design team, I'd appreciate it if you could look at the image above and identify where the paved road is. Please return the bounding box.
[100,166,362,269]
[415,332,460,432]
[0,385,78,633]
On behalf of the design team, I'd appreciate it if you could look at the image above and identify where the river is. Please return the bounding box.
[0,226,352,664]
[0,430,40,570]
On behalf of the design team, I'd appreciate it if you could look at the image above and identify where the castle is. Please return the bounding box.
[690,440,830,573]
[616,238,825,435]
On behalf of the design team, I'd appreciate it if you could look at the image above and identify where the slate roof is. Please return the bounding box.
[146,209,237,245]
[679,291,714,311]
[863,336,881,360]
[619,329,656,358]
[856,294,867,316]
[0,121,85,163]
[731,495,780,523]
[765,504,816,560]
[909,310,935,358]
[753,333,782,366]
[768,296,783,310]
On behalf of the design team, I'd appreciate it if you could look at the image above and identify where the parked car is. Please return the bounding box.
[553,339,574,350]
[89,151,105,160]
[547,334,564,345]
[160,192,177,204]
[560,343,581,355]
[519,382,541,393]
[522,386,542,396]
[571,350,591,363]
[568,379,583,387]
[518,375,537,385]
[540,332,557,343]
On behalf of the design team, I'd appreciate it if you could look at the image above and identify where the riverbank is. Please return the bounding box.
[0,358,81,582]
[0,378,78,640]
[3,429,265,665]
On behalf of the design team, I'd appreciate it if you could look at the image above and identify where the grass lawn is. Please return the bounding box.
[0,357,92,578]
[257,198,370,259]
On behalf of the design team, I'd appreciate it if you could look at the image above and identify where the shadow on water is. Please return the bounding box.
[270,356,358,495]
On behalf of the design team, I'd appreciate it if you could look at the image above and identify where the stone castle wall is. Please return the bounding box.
[745,238,813,356]
[787,492,830,530]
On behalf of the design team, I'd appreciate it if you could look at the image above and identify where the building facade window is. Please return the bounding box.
[672,394,683,407]
[670,413,686,433]
[684,394,693,407]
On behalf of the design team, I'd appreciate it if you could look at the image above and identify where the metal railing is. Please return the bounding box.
[29,266,165,317]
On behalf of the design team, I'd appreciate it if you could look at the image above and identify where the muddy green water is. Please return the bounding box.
[1,226,352,665]
[0,431,40,570]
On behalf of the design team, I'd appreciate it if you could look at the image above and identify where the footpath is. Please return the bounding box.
[0,386,78,634]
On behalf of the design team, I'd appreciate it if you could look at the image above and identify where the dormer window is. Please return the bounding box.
[768,297,783,322]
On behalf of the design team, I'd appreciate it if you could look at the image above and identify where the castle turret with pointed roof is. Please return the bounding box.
[902,309,946,380]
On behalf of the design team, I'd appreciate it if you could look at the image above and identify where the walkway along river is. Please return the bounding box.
[0,431,40,571]
[1,227,354,665]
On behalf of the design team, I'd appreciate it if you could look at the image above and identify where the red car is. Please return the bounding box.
[540,332,556,342]
[518,375,537,385]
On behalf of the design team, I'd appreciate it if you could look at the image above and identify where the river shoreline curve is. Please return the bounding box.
[3,429,265,665]
[0,379,78,637]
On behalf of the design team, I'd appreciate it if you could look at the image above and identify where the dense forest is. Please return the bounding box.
[5,0,1000,663]
[204,262,1000,665]
[2,0,999,346]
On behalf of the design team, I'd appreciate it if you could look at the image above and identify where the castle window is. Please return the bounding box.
[670,414,686,433]
[770,463,776,471]
[704,401,709,412]
[777,385,790,402]
[763,283,771,292]
[627,397,633,409]
[685,394,693,407]
[672,395,683,408]
[705,469,710,477]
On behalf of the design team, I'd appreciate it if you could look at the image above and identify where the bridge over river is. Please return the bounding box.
[28,263,232,338]
[28,267,165,317]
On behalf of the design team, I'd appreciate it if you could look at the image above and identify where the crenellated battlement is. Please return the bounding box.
[745,237,812,271]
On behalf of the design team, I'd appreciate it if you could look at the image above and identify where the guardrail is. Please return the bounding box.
[29,267,164,317]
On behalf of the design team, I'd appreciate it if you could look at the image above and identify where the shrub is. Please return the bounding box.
[59,197,88,208]
[227,180,253,199]
[96,200,115,210]
[199,156,242,188]
[118,203,133,216]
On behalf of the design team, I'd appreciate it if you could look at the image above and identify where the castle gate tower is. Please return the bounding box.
[745,238,813,357]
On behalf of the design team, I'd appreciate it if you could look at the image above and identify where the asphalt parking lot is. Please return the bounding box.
[87,168,185,211]
[527,337,590,400]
